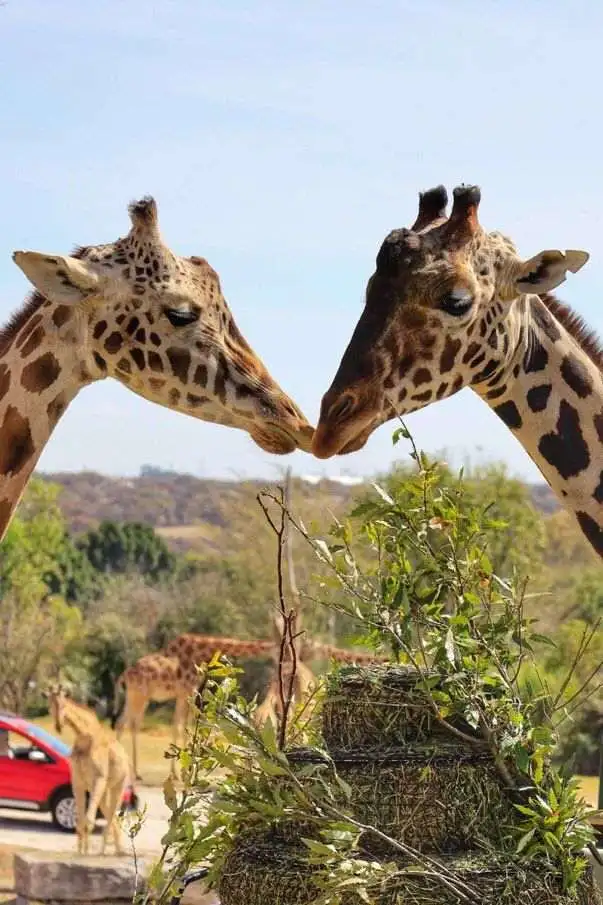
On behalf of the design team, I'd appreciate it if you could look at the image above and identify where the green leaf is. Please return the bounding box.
[516,827,536,853]
[444,627,456,665]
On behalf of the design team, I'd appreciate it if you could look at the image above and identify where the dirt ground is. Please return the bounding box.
[0,786,171,897]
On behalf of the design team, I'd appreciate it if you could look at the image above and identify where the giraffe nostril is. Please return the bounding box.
[329,395,355,422]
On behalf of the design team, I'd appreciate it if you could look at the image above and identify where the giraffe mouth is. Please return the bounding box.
[250,422,312,455]
[312,412,377,459]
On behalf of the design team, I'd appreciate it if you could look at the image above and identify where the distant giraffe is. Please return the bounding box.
[254,612,387,730]
[0,195,313,544]
[313,183,603,557]
[113,631,383,779]
[112,635,275,780]
[48,685,130,856]
[254,613,318,730]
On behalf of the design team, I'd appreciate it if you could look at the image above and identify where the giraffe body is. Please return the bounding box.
[48,687,130,856]
[313,184,603,556]
[0,196,313,542]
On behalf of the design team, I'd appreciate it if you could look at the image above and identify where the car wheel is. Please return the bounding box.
[51,789,77,832]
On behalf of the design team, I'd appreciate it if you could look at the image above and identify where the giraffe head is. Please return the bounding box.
[46,681,69,734]
[313,184,589,458]
[12,197,313,455]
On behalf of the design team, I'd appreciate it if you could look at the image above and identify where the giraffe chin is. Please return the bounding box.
[312,420,375,459]
[249,425,298,455]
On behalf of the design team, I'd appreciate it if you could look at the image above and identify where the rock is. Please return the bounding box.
[180,879,220,905]
[13,851,148,903]
[586,848,603,894]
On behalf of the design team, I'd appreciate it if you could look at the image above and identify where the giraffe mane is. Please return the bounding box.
[540,292,603,373]
[0,246,89,356]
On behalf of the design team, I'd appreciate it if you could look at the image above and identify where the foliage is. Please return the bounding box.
[360,458,546,581]
[0,461,600,772]
[0,591,82,712]
[0,478,71,602]
[136,428,601,905]
[78,519,177,581]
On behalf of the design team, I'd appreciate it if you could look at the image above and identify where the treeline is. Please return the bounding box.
[0,462,600,774]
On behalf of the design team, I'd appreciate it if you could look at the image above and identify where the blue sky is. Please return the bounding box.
[1,0,602,482]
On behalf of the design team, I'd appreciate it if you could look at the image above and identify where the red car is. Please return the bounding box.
[0,712,136,832]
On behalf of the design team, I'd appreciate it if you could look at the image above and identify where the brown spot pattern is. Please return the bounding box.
[462,341,480,364]
[21,352,61,393]
[166,347,191,384]
[440,337,461,373]
[15,315,43,350]
[104,332,123,354]
[560,354,593,399]
[0,405,34,476]
[0,364,10,402]
[0,497,12,534]
[576,511,603,558]
[412,367,431,387]
[47,393,68,427]
[194,364,208,387]
[20,326,45,359]
[52,306,72,329]
[214,353,228,404]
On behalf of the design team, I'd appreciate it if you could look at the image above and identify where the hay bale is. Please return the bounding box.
[218,835,602,905]
[286,746,515,854]
[322,666,483,751]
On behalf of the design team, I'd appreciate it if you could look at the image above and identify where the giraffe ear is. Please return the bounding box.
[515,249,589,294]
[12,251,102,305]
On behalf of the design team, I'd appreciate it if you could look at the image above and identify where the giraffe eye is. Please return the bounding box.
[441,288,473,317]
[165,308,199,327]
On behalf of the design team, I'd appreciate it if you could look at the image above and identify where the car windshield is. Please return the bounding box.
[26,724,71,757]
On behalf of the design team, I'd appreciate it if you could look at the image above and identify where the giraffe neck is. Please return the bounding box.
[0,302,92,541]
[63,703,99,741]
[478,296,603,555]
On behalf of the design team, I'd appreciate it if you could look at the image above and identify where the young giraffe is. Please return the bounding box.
[253,612,317,731]
[113,631,382,778]
[0,196,313,542]
[254,612,386,729]
[48,686,130,856]
[313,184,603,556]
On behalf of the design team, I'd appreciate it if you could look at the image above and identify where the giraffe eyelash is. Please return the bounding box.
[164,307,199,327]
[440,288,473,317]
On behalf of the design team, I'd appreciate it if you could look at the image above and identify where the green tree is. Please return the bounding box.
[79,520,176,581]
[359,458,546,582]
[0,479,69,601]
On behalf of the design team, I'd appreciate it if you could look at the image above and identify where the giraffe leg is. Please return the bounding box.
[86,776,107,855]
[99,784,125,855]
[72,772,88,855]
[170,694,188,778]
[129,691,148,781]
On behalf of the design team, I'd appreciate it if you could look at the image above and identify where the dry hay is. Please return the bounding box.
[322,666,484,751]
[218,835,602,905]
[286,746,516,855]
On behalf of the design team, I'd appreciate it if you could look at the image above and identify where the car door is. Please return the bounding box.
[0,726,58,806]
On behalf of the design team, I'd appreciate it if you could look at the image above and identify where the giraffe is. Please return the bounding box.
[254,612,318,731]
[254,612,386,730]
[112,635,276,780]
[312,183,603,557]
[48,685,130,856]
[0,196,313,543]
[112,631,383,778]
